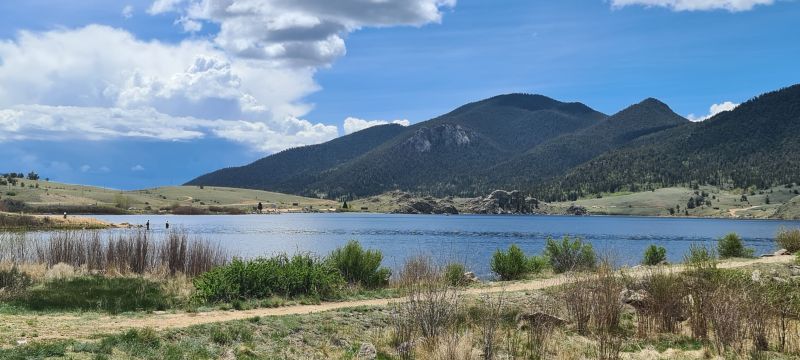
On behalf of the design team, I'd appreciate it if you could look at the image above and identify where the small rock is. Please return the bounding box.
[752,270,762,283]
[463,271,480,284]
[772,277,790,284]
[789,266,800,277]
[357,342,377,360]
[775,249,791,256]
[16,339,27,346]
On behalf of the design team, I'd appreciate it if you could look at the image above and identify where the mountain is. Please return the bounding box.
[286,94,608,197]
[545,84,800,200]
[189,93,607,197]
[482,98,689,190]
[186,123,408,193]
[189,84,800,201]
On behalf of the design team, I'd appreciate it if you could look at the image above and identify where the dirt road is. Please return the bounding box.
[1,255,793,341]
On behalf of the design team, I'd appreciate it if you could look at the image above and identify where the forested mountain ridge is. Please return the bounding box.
[188,85,800,201]
[543,84,800,200]
[185,123,408,193]
[282,94,608,198]
[481,97,689,190]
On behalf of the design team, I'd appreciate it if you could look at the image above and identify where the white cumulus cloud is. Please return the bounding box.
[0,0,454,155]
[149,0,456,67]
[610,0,774,12]
[122,5,135,19]
[343,117,410,135]
[131,164,145,171]
[687,101,739,122]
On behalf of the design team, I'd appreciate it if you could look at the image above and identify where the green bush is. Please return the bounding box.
[642,245,667,266]
[776,228,800,253]
[327,240,391,288]
[491,244,529,280]
[544,236,596,273]
[444,262,467,286]
[194,254,344,303]
[717,233,754,258]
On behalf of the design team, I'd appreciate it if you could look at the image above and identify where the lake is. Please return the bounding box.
[91,213,800,278]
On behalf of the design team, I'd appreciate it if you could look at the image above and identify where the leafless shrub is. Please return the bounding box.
[562,275,593,336]
[633,269,686,336]
[478,293,505,360]
[591,264,624,360]
[708,285,749,355]
[433,331,474,360]
[391,256,462,358]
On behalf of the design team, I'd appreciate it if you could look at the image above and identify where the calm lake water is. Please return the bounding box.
[91,214,800,278]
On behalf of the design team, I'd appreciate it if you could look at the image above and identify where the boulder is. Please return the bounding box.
[620,289,649,308]
[566,205,589,216]
[463,271,479,284]
[357,343,377,360]
[775,249,791,256]
[789,265,800,277]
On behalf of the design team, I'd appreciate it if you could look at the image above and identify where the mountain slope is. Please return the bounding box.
[484,98,689,189]
[297,94,607,197]
[545,84,800,200]
[186,123,407,193]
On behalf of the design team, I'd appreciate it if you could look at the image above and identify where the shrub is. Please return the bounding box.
[544,236,596,273]
[0,266,32,299]
[642,245,667,266]
[717,233,754,258]
[327,240,390,288]
[194,254,344,303]
[776,228,800,253]
[443,262,467,287]
[491,244,529,280]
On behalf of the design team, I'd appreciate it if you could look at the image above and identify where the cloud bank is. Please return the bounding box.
[0,0,454,153]
[687,101,739,121]
[610,0,774,12]
[343,117,410,135]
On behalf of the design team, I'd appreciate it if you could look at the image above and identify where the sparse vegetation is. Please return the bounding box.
[776,227,800,252]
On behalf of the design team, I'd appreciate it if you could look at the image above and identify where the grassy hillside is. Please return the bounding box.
[1,180,337,214]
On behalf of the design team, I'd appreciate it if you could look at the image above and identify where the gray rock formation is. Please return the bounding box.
[466,190,542,214]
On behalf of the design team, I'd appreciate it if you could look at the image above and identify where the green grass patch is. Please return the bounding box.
[12,276,173,314]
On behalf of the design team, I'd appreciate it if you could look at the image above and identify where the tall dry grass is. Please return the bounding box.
[0,230,227,277]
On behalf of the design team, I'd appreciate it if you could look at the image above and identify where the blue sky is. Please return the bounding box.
[0,0,798,189]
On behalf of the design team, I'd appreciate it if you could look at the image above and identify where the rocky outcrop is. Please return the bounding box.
[466,190,542,214]
[565,205,589,216]
[403,124,472,153]
[384,191,459,215]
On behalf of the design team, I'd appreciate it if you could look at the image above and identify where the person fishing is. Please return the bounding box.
[165,220,169,230]
[146,220,150,231]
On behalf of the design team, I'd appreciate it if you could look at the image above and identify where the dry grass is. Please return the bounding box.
[0,230,227,278]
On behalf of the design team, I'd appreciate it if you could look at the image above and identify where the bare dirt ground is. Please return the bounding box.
[0,255,793,342]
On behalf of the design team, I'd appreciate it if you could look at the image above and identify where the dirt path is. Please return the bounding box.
[729,205,760,217]
[1,255,793,341]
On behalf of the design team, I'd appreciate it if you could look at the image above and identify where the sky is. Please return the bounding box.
[0,0,798,189]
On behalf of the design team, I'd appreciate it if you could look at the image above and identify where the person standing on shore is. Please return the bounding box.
[257,202,263,214]
[146,220,150,231]
[166,220,169,230]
